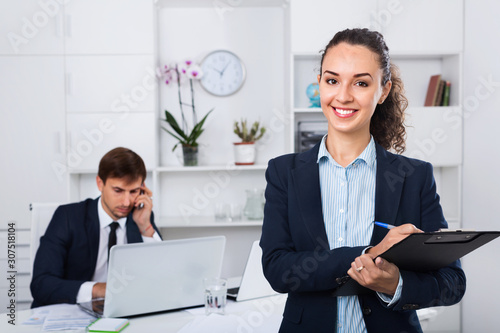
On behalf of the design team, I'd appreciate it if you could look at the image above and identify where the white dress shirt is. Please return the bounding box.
[318,136,402,333]
[76,198,161,303]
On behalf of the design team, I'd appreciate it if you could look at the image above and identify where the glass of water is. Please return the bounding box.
[203,277,227,315]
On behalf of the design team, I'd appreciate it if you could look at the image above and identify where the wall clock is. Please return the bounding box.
[200,50,246,96]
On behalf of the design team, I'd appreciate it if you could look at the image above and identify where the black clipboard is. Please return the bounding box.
[332,230,500,297]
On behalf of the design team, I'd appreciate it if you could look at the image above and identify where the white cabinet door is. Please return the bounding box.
[380,0,464,52]
[66,112,156,171]
[65,55,156,113]
[64,0,154,55]
[404,107,462,166]
[0,56,67,228]
[290,0,377,53]
[66,56,158,113]
[0,0,64,55]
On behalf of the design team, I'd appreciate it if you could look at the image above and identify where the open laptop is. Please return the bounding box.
[227,240,279,302]
[78,235,226,318]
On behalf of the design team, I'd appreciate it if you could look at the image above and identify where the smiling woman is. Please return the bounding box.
[317,29,408,159]
[260,28,466,333]
[318,43,391,163]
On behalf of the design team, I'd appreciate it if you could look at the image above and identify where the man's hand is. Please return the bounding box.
[132,184,154,237]
[92,282,106,299]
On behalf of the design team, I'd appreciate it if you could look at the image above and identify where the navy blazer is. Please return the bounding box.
[30,198,162,308]
[260,142,466,333]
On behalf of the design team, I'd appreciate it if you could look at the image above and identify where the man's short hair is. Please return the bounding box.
[98,147,146,184]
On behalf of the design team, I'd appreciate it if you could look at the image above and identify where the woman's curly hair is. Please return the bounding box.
[319,28,408,154]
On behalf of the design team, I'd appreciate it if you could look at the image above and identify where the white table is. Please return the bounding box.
[1,295,439,332]
[1,295,287,333]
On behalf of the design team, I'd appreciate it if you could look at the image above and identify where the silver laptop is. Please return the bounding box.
[79,236,226,318]
[227,240,279,302]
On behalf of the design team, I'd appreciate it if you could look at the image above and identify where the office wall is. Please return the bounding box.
[462,0,500,331]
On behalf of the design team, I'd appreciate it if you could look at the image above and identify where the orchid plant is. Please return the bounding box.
[161,60,213,151]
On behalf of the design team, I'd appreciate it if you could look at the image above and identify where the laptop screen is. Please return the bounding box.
[80,236,225,318]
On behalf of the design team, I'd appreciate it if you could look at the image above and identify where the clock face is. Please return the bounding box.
[200,50,245,96]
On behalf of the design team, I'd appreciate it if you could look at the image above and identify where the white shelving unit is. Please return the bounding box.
[159,216,263,228]
[155,165,268,226]
[156,164,268,173]
[152,0,288,277]
[154,1,287,233]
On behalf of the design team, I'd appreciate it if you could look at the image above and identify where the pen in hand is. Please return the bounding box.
[374,221,396,229]
[336,222,398,288]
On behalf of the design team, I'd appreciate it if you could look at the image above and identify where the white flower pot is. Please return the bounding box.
[233,142,256,165]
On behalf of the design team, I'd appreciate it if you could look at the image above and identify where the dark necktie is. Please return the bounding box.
[108,222,119,261]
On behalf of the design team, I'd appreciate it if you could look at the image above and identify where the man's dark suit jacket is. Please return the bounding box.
[30,197,162,308]
[260,142,466,333]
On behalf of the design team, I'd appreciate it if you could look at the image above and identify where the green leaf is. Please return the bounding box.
[163,108,213,149]
[188,109,213,143]
[161,126,186,144]
[255,127,266,141]
[172,142,180,152]
[164,110,189,141]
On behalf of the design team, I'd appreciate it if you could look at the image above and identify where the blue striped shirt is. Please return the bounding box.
[318,135,376,333]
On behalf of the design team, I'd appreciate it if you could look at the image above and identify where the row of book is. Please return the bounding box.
[424,74,451,107]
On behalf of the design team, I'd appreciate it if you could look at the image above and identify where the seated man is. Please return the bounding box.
[30,147,162,307]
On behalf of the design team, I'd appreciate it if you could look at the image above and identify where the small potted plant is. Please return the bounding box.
[163,109,212,166]
[233,119,266,165]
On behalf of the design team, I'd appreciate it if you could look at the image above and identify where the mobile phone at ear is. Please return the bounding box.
[139,189,144,209]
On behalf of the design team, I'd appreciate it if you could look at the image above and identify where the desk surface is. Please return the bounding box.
[2,295,439,332]
[1,295,287,333]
